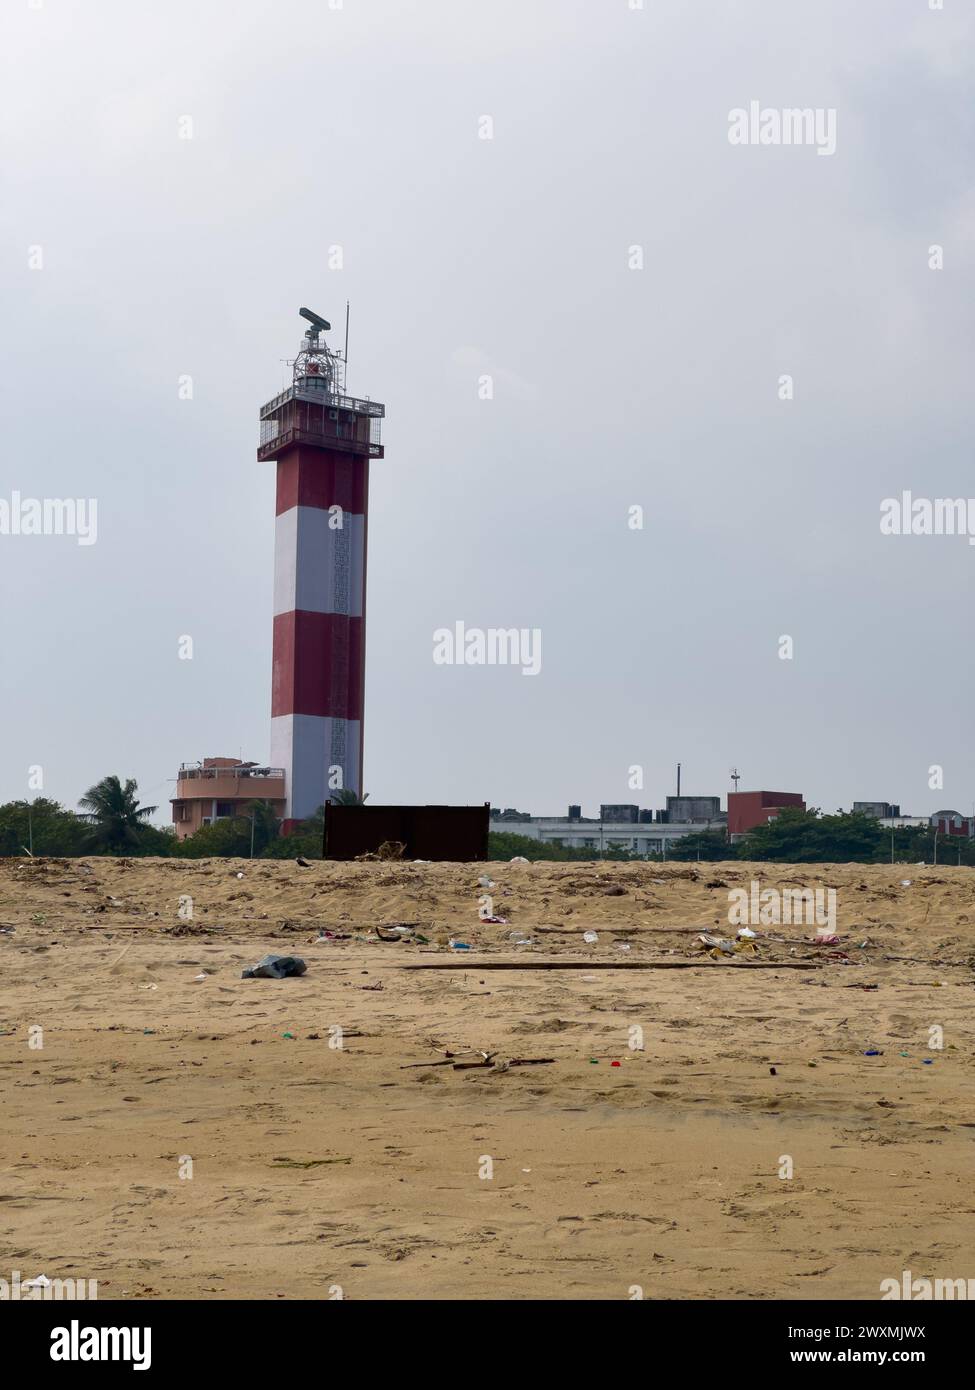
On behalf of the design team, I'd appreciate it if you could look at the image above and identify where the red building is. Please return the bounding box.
[728,790,805,837]
[931,810,975,838]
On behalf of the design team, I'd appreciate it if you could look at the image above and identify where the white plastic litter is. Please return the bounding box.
[583,931,598,944]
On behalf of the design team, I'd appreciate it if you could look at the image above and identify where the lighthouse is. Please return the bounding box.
[258,308,385,828]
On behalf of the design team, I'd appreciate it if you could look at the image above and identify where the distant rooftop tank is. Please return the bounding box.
[600,804,639,823]
[666,795,721,823]
[854,801,900,818]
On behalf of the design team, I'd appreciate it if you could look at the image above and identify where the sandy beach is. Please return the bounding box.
[1,856,972,1300]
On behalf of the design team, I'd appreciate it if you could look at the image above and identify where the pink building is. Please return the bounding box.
[171,758,286,841]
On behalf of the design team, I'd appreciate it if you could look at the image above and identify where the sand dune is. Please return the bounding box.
[0,857,972,1299]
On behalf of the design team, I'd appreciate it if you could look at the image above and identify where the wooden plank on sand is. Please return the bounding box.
[397,959,822,971]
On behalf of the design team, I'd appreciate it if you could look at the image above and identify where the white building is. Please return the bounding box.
[489,814,722,857]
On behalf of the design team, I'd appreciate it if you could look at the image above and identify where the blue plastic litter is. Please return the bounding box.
[241,954,307,980]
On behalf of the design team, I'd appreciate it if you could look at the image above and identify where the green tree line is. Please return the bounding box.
[3,787,971,866]
[0,776,324,860]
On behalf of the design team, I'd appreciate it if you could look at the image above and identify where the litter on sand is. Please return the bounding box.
[455,1053,555,1072]
[698,933,736,954]
[698,932,759,959]
[374,926,410,943]
[241,954,307,979]
[453,1052,497,1070]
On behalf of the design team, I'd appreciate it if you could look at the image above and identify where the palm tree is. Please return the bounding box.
[78,776,157,853]
[242,798,280,855]
[329,789,369,806]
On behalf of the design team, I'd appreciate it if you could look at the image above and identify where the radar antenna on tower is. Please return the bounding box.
[293,306,345,394]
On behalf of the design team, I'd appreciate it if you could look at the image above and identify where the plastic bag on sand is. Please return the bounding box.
[241,954,307,980]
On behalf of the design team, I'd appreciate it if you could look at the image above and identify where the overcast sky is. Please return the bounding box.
[1,0,973,825]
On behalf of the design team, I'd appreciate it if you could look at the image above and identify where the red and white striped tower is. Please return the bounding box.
[257,308,385,830]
